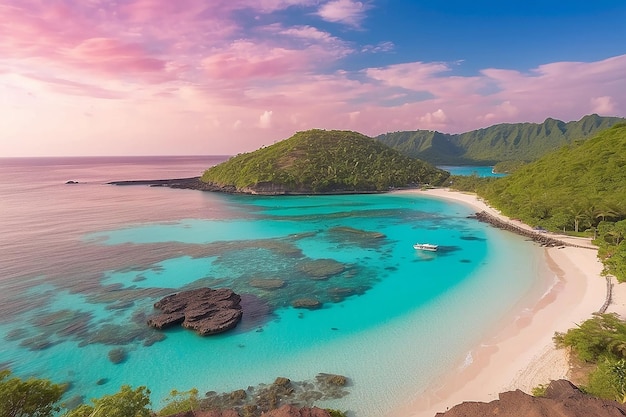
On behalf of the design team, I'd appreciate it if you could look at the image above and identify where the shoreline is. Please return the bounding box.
[391,188,619,417]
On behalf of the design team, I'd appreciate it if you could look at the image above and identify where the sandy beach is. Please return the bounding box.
[391,188,625,417]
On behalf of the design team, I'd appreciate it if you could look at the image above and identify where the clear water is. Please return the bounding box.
[439,165,506,177]
[0,157,547,416]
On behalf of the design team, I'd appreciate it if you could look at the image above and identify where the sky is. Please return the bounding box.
[1,0,625,157]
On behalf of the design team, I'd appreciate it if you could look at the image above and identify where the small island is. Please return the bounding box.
[109,129,449,194]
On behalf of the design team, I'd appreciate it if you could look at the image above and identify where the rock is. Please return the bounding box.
[249,279,286,290]
[261,405,332,417]
[107,347,127,364]
[315,373,347,387]
[291,298,322,310]
[297,259,345,279]
[435,379,626,417]
[147,288,243,336]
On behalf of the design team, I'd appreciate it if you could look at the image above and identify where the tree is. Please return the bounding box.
[64,385,151,417]
[157,388,199,416]
[0,370,66,417]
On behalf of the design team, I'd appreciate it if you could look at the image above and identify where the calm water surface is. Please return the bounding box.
[0,157,547,416]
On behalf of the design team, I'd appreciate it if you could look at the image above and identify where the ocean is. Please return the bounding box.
[0,157,550,416]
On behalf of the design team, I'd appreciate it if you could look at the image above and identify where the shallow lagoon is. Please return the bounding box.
[0,158,546,416]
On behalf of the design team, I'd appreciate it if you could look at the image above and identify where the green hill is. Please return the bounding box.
[478,123,626,280]
[377,114,625,165]
[200,129,449,194]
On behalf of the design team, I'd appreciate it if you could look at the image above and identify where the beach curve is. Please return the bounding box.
[390,188,624,417]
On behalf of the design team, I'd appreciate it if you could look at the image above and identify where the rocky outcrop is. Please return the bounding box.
[436,379,626,417]
[165,405,331,417]
[147,288,242,336]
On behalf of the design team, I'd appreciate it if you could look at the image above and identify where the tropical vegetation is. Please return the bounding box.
[448,123,626,281]
[377,114,624,165]
[554,313,626,402]
[201,129,449,193]
[0,369,66,417]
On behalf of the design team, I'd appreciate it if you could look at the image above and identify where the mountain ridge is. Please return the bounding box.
[376,114,625,164]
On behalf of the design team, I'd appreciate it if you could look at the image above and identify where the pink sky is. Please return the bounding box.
[1,0,625,156]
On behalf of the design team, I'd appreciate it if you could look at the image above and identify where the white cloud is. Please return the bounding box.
[259,110,273,128]
[317,0,371,27]
[362,41,394,53]
[420,109,447,125]
[590,96,615,114]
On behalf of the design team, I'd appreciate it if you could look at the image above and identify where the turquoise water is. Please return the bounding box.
[439,165,506,177]
[0,158,547,417]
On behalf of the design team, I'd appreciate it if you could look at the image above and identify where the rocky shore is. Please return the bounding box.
[436,379,626,417]
[471,211,595,249]
[108,177,390,195]
[108,177,236,192]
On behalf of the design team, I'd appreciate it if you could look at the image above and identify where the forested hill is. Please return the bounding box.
[479,123,626,280]
[200,129,449,194]
[481,122,626,229]
[376,114,625,165]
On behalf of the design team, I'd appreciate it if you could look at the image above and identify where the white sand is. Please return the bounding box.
[389,188,622,417]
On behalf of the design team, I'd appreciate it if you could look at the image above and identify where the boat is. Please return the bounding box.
[413,243,438,252]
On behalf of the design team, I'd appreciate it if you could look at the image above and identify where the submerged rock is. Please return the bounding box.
[107,347,127,364]
[147,288,243,336]
[291,298,322,310]
[249,278,286,290]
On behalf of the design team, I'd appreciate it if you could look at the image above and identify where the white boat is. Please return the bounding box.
[413,243,438,252]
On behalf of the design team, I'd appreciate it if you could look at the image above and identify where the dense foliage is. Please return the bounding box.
[554,313,626,402]
[201,129,449,193]
[376,114,624,165]
[63,385,152,417]
[0,370,66,417]
[475,123,626,279]
[492,160,527,174]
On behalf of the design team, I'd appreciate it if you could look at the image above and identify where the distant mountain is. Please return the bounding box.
[376,114,626,165]
[200,129,449,194]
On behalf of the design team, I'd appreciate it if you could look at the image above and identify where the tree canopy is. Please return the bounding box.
[0,370,66,417]
[479,123,626,233]
[201,129,449,193]
[449,124,626,281]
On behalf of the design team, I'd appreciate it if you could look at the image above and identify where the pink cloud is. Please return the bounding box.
[1,0,624,157]
[65,37,167,77]
[317,0,371,27]
[202,41,308,80]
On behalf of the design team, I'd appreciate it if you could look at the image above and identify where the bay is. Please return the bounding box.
[0,157,548,416]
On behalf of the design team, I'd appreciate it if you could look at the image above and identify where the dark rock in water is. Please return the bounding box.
[169,374,349,417]
[436,379,626,417]
[107,347,127,364]
[297,259,345,279]
[96,378,109,385]
[292,298,322,310]
[248,278,286,290]
[147,288,243,336]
